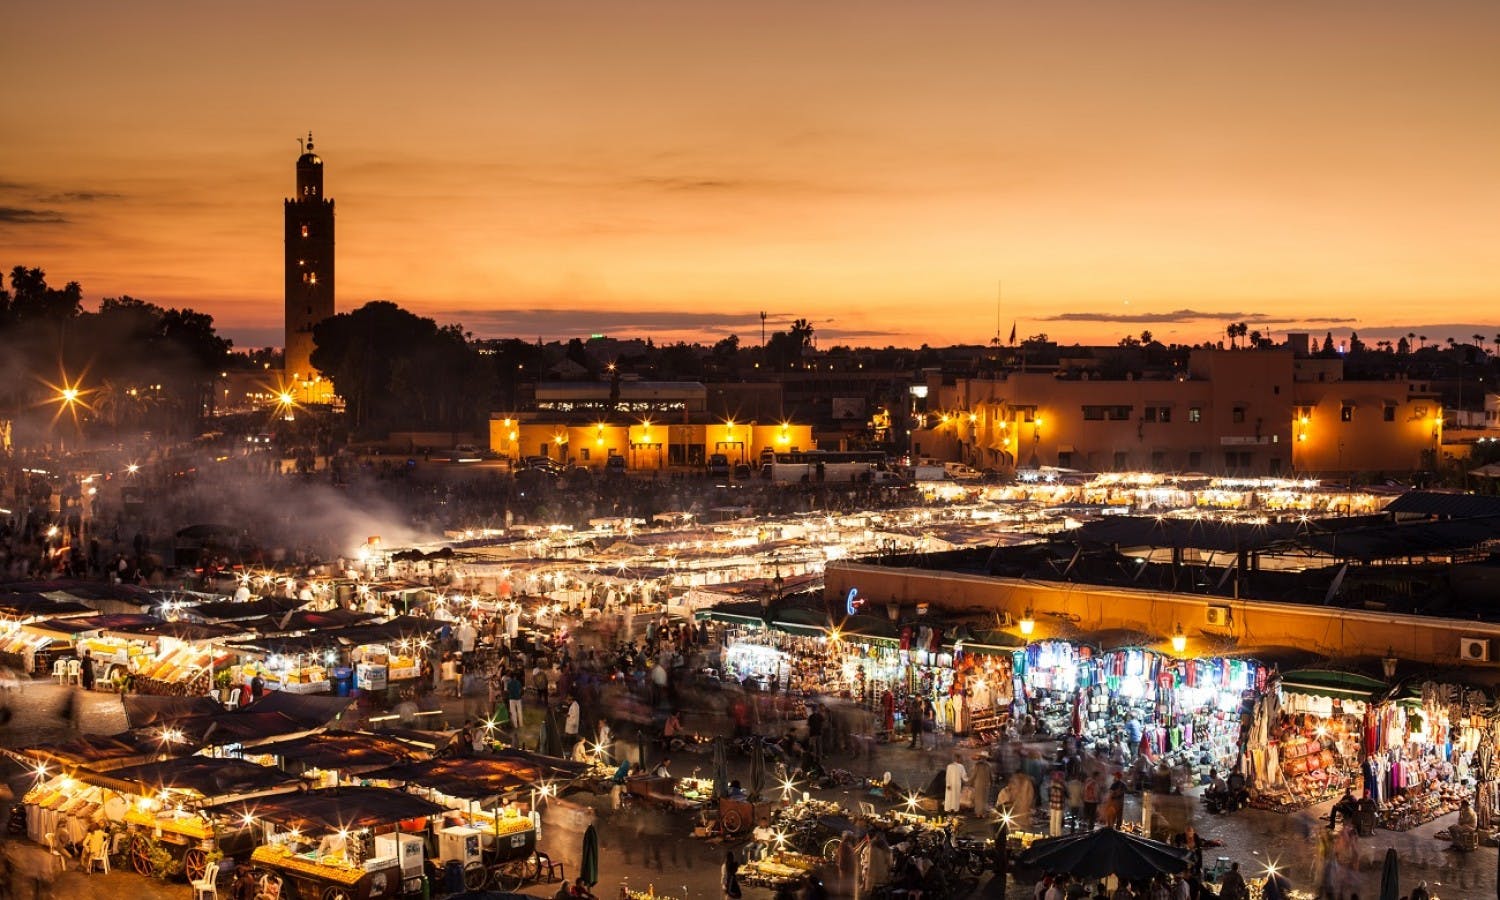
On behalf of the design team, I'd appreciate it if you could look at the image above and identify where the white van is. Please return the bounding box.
[944,462,983,481]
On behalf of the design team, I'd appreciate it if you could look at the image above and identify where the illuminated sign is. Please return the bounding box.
[846,587,866,616]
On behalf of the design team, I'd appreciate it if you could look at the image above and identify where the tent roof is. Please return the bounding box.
[79,756,303,800]
[1064,517,1302,553]
[370,750,588,801]
[1383,491,1500,519]
[1297,517,1500,562]
[206,786,445,833]
[1279,669,1387,701]
[247,730,429,772]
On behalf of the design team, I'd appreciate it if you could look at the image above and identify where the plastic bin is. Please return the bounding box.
[333,667,353,697]
[444,859,465,894]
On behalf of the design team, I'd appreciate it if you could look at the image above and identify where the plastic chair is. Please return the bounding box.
[535,850,564,882]
[66,659,81,684]
[43,832,67,873]
[859,801,878,817]
[52,659,68,684]
[225,686,242,710]
[191,860,220,900]
[86,832,110,873]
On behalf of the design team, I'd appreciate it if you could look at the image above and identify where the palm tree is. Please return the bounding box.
[1419,335,1428,349]
[1475,334,1487,355]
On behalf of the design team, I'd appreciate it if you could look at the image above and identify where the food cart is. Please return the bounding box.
[351,642,422,693]
[210,787,447,900]
[366,751,590,890]
[625,775,717,813]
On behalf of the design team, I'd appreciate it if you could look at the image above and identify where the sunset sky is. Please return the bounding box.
[4,0,1498,349]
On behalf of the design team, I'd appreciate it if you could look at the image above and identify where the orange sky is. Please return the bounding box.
[4,0,1498,349]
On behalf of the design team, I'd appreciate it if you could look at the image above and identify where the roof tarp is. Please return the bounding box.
[122,695,225,730]
[1279,669,1386,701]
[1298,517,1500,562]
[183,598,301,623]
[1064,517,1301,553]
[247,730,429,772]
[0,594,91,619]
[18,734,163,771]
[370,751,590,801]
[206,786,445,833]
[79,756,303,800]
[1383,491,1500,519]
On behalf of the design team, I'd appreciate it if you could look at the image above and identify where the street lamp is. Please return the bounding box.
[1171,624,1187,655]
[1018,608,1035,637]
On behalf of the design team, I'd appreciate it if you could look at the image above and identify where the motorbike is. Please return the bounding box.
[1202,786,1248,814]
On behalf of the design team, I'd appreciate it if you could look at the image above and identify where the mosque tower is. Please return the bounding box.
[283,132,335,400]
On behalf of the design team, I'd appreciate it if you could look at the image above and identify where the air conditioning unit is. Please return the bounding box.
[1204,605,1230,628]
[1459,637,1490,662]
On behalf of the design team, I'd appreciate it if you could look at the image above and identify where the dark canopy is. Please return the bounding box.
[1065,517,1301,554]
[206,786,445,833]
[1016,828,1191,880]
[19,734,163,771]
[247,730,428,772]
[80,756,303,800]
[370,750,590,801]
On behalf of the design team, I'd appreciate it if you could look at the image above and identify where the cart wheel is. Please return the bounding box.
[821,838,841,860]
[464,862,488,890]
[129,834,153,876]
[721,809,744,834]
[182,847,209,883]
[491,859,531,890]
[321,887,353,900]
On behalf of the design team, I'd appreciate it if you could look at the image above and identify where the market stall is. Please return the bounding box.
[1365,681,1489,831]
[1245,670,1378,812]
[209,787,446,900]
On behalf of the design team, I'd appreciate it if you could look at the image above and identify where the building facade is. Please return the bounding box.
[283,133,335,403]
[928,348,1440,475]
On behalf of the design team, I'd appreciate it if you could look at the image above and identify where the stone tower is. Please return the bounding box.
[284,132,335,399]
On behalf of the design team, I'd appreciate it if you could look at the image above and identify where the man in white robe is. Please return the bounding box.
[944,754,969,814]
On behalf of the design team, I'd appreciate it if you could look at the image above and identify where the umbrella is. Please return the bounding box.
[712,736,728,799]
[543,708,564,757]
[749,738,765,802]
[537,715,553,756]
[1379,847,1399,900]
[580,823,600,888]
[1262,872,1289,900]
[1015,827,1191,881]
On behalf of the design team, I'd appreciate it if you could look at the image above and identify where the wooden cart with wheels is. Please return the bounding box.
[718,797,777,837]
[122,806,255,881]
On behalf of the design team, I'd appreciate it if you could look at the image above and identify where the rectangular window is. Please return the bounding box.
[1159,407,1171,423]
[579,448,590,461]
[1341,406,1353,422]
[1113,451,1128,469]
[1151,450,1166,469]
[1108,405,1132,420]
[1143,408,1157,423]
[1188,451,1202,469]
[1057,451,1073,468]
[1188,407,1202,423]
[1270,457,1282,475]
[1232,406,1246,424]
[1383,405,1396,422]
[1082,406,1106,421]
[301,224,310,238]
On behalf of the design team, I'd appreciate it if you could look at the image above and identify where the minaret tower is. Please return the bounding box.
[284,132,335,400]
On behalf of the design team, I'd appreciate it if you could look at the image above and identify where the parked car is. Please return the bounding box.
[605,455,627,476]
[707,453,730,477]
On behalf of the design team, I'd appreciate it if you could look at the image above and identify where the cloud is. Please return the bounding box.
[1039,308,1358,325]
[39,191,125,203]
[0,206,68,224]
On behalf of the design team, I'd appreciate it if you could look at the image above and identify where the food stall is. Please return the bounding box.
[210,787,447,900]
[365,752,590,890]
[351,642,422,693]
[0,594,91,674]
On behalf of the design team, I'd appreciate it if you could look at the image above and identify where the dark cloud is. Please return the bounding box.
[39,190,125,203]
[0,206,68,224]
[1040,308,1357,325]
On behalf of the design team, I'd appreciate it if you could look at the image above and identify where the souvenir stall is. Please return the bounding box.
[1097,652,1260,778]
[1244,671,1378,812]
[1365,682,1488,831]
[1012,640,1095,738]
[948,639,1018,741]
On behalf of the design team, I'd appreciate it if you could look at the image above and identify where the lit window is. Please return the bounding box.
[301,224,310,238]
[1188,407,1202,423]
[1341,406,1353,422]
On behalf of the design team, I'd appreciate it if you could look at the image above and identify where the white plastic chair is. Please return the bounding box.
[43,832,67,873]
[52,659,68,684]
[225,687,242,710]
[66,659,81,685]
[191,860,220,900]
[85,831,110,874]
